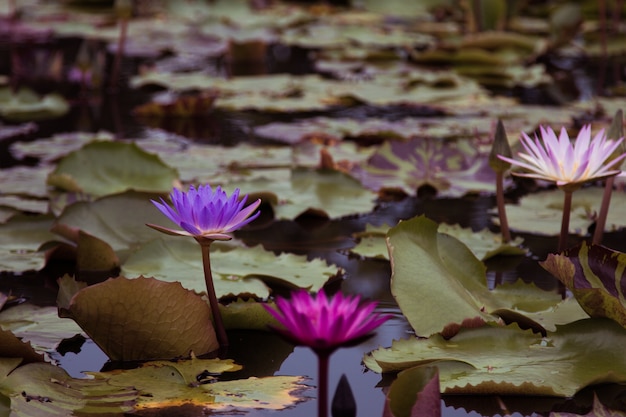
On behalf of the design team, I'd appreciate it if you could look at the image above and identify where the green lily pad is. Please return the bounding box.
[121,238,338,299]
[0,330,45,364]
[0,195,48,215]
[388,216,568,337]
[88,358,308,412]
[0,303,84,359]
[53,191,175,255]
[0,87,69,121]
[47,141,179,197]
[541,243,626,328]
[364,319,626,397]
[501,187,626,235]
[60,276,218,361]
[0,214,58,273]
[0,360,137,416]
[228,168,377,219]
[9,131,114,163]
[0,166,52,198]
[351,222,526,261]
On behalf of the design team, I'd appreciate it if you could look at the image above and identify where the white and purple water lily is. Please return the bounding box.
[264,290,391,354]
[498,125,626,190]
[147,185,261,241]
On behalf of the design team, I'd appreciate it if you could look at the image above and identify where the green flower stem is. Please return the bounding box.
[198,240,229,349]
[496,171,511,243]
[109,17,128,90]
[592,176,615,245]
[317,352,330,417]
[558,190,573,252]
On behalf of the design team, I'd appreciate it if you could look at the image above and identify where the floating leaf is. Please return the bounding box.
[352,137,496,197]
[47,141,179,197]
[9,131,114,162]
[62,276,218,361]
[228,168,377,219]
[388,216,568,337]
[365,319,626,397]
[88,358,308,412]
[54,191,174,254]
[0,166,51,198]
[383,366,441,417]
[0,87,69,121]
[121,238,338,299]
[352,222,525,261]
[0,303,84,358]
[0,214,57,273]
[0,330,45,364]
[0,360,137,416]
[541,243,626,328]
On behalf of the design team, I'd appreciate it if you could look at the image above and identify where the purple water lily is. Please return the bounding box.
[498,125,625,190]
[147,184,261,350]
[147,185,261,241]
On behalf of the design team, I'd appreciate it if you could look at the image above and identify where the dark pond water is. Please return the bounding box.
[3,18,626,417]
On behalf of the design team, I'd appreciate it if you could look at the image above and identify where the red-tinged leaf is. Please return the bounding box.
[541,242,626,328]
[383,366,441,417]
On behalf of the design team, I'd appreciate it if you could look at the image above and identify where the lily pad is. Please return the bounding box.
[0,214,57,273]
[60,276,218,361]
[0,330,45,364]
[365,318,626,397]
[0,166,52,198]
[0,87,69,121]
[9,131,114,162]
[383,366,441,417]
[228,168,378,219]
[351,222,526,261]
[53,191,176,255]
[88,358,308,412]
[121,238,338,299]
[541,243,626,328]
[0,303,84,359]
[351,137,496,197]
[47,141,179,197]
[0,360,137,416]
[388,216,567,337]
[0,195,48,214]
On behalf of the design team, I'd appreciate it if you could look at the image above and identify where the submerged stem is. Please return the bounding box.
[496,171,511,243]
[317,352,330,417]
[558,191,573,252]
[198,240,229,349]
[592,176,615,245]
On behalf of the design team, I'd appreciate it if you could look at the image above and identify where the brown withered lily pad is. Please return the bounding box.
[59,276,218,361]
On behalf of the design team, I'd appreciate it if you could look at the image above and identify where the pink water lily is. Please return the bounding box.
[264,290,391,354]
[498,125,626,190]
[147,185,261,241]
